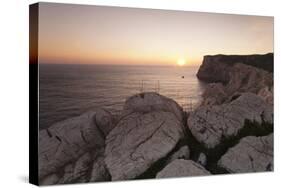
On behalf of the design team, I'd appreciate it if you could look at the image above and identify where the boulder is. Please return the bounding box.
[58,152,92,184]
[39,110,113,179]
[156,159,210,178]
[105,93,185,180]
[123,92,184,121]
[188,93,273,149]
[95,109,115,137]
[218,134,273,173]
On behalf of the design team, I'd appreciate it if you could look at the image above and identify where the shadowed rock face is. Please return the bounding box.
[218,134,273,173]
[156,159,210,178]
[166,145,190,164]
[105,93,185,180]
[197,53,273,83]
[188,93,273,149]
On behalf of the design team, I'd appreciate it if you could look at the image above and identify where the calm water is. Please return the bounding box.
[39,64,206,129]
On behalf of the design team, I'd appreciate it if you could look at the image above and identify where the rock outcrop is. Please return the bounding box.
[58,152,92,184]
[197,53,273,83]
[188,93,273,149]
[123,92,184,121]
[156,159,210,178]
[38,51,274,185]
[39,109,114,181]
[200,63,273,106]
[104,93,186,180]
[90,155,111,182]
[218,134,273,173]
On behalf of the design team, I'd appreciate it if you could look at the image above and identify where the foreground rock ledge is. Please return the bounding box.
[156,159,210,178]
[218,134,273,173]
[39,109,114,180]
[105,93,185,180]
[188,93,273,149]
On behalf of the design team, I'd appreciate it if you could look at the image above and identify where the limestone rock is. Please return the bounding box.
[201,83,227,106]
[197,53,273,83]
[123,92,184,121]
[225,63,273,97]
[90,155,111,182]
[188,93,273,148]
[258,86,273,105]
[105,93,185,180]
[200,63,273,106]
[71,152,92,182]
[218,134,273,173]
[58,152,92,184]
[105,111,184,180]
[156,159,210,178]
[95,109,115,136]
[40,174,60,185]
[39,110,113,179]
[58,163,75,184]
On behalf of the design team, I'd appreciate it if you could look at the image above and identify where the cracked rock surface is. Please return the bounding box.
[200,63,273,106]
[123,92,184,121]
[188,93,273,149]
[105,93,185,180]
[156,159,210,178]
[58,152,92,184]
[39,109,113,180]
[218,134,273,173]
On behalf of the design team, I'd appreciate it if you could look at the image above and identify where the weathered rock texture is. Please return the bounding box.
[39,109,114,182]
[218,134,273,173]
[156,159,210,178]
[197,53,273,83]
[105,93,185,180]
[123,92,184,121]
[58,152,92,184]
[40,174,60,185]
[188,93,273,149]
[200,63,273,106]
[90,155,111,182]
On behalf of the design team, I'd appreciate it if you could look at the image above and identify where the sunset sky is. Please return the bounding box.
[38,3,273,66]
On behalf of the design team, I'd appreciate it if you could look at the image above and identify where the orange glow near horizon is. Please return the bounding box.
[38,3,274,66]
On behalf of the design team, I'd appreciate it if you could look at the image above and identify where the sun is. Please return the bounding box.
[177,58,186,66]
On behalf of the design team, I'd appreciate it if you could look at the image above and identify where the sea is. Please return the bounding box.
[39,64,207,130]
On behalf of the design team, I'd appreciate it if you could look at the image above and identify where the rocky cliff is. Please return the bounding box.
[197,53,273,84]
[38,54,274,185]
[197,54,273,106]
